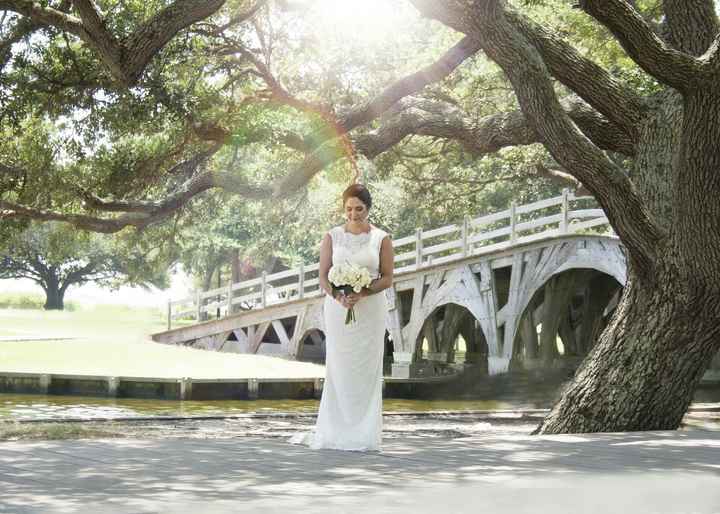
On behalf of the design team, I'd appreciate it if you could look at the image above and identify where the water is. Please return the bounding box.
[2,381,719,424]
[0,395,521,421]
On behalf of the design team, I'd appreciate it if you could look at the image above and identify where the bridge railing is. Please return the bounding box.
[166,189,614,328]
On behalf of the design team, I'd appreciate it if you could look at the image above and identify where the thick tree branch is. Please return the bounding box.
[121,0,227,85]
[0,0,84,34]
[532,163,590,196]
[233,36,482,150]
[700,33,720,78]
[578,0,702,91]
[0,256,44,281]
[270,100,518,197]
[334,36,482,139]
[271,94,633,197]
[663,0,720,56]
[410,0,664,274]
[0,200,147,232]
[560,96,636,156]
[0,171,271,233]
[70,0,124,80]
[2,0,228,86]
[507,10,646,142]
[194,0,266,36]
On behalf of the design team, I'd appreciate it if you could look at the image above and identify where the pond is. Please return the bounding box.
[2,379,719,429]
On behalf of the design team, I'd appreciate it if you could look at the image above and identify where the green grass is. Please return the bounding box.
[0,304,167,342]
[0,292,79,312]
[0,306,324,379]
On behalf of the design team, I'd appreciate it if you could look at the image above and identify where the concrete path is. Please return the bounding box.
[1,429,719,513]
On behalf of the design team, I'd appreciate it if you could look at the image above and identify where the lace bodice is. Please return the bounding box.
[329,225,388,280]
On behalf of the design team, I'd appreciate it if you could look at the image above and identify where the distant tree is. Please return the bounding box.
[0,222,168,309]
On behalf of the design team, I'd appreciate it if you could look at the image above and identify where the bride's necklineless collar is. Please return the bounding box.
[343,223,372,235]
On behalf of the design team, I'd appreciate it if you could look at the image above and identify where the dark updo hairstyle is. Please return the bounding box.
[342,183,372,210]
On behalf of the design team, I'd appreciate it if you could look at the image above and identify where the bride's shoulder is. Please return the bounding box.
[370,225,390,239]
[325,225,342,242]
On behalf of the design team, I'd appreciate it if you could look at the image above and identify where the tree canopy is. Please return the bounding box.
[0,0,573,236]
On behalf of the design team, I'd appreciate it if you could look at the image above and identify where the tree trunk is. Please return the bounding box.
[514,295,541,360]
[535,268,720,434]
[518,311,539,359]
[200,261,217,322]
[228,249,241,315]
[422,315,440,354]
[230,249,241,283]
[440,304,467,361]
[558,308,578,356]
[535,88,720,433]
[216,265,222,319]
[202,262,215,292]
[539,273,581,363]
[459,315,477,362]
[43,277,65,310]
[577,277,619,355]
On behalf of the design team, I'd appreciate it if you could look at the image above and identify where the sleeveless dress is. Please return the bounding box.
[289,224,389,451]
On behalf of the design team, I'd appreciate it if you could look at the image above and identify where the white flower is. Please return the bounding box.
[329,261,372,291]
[328,261,372,325]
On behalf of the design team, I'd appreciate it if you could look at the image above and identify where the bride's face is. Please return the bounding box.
[344,197,368,224]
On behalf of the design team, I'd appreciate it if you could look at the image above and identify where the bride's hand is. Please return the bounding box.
[346,292,363,306]
[334,292,351,308]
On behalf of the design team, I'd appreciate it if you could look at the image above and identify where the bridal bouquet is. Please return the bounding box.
[328,261,373,324]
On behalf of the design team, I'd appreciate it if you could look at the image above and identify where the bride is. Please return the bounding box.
[289,183,394,451]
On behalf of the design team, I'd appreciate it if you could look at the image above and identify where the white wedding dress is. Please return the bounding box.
[289,224,389,451]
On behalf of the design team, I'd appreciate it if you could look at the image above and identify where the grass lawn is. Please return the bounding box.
[0,307,324,380]
[0,305,168,342]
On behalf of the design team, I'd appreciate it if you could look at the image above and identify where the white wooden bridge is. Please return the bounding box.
[152,190,627,378]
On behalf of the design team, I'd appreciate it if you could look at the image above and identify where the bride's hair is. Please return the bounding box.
[342,184,372,210]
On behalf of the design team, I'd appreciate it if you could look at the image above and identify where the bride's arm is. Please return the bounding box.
[319,232,341,302]
[362,235,394,296]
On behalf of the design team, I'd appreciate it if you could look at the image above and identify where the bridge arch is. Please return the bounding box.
[502,238,626,364]
[413,302,490,375]
[511,268,622,366]
[295,328,327,364]
[401,264,499,374]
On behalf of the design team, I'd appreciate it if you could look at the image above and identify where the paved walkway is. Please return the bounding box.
[1,429,719,513]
